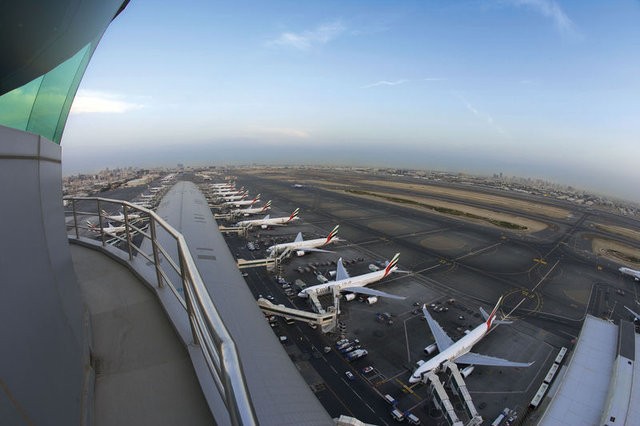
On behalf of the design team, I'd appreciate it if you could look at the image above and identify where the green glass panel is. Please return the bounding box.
[0,40,97,144]
[0,77,43,130]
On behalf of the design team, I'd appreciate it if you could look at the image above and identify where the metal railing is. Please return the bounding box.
[65,197,257,426]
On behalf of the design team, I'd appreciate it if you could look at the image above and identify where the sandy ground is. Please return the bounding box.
[328,187,548,234]
[591,237,640,267]
[595,223,640,243]
[362,179,571,219]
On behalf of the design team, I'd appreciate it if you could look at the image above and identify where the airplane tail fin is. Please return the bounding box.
[485,296,504,329]
[251,194,261,204]
[481,305,511,325]
[325,225,340,244]
[383,253,400,277]
[101,209,109,217]
[86,220,98,230]
[287,208,300,222]
[261,200,272,211]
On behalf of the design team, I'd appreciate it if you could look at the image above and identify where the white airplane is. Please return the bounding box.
[267,225,340,256]
[140,193,155,199]
[218,191,248,202]
[87,220,126,236]
[149,186,165,193]
[231,200,271,216]
[226,194,260,207]
[212,186,244,196]
[298,253,404,299]
[408,296,533,384]
[625,306,640,321]
[619,267,640,281]
[100,209,142,222]
[236,208,300,229]
[211,184,240,192]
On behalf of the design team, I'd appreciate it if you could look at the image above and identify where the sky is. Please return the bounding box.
[62,0,640,202]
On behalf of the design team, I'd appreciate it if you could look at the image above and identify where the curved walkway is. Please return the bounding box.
[71,244,213,426]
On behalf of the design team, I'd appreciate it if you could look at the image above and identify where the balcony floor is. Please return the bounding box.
[71,244,214,426]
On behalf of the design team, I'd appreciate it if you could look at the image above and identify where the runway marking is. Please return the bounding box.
[506,259,560,319]
[455,241,503,261]
[395,379,422,401]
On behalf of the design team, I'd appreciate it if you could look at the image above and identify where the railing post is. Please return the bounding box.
[72,199,79,239]
[123,204,134,261]
[178,247,199,345]
[97,199,106,247]
[149,219,164,288]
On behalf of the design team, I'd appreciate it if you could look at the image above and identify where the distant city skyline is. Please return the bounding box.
[62,1,640,202]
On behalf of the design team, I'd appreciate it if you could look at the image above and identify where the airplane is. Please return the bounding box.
[101,209,142,222]
[140,193,155,199]
[625,306,640,322]
[231,200,271,216]
[267,225,340,256]
[236,208,300,229]
[211,184,241,192]
[212,187,244,196]
[226,194,260,207]
[408,296,533,384]
[298,253,404,299]
[619,267,640,281]
[86,220,126,236]
[149,186,165,193]
[218,191,248,202]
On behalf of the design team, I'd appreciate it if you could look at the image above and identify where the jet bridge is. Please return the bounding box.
[257,298,337,333]
[443,361,483,425]
[218,224,248,237]
[425,372,464,426]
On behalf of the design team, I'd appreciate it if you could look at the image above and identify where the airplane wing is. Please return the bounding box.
[342,286,406,300]
[294,232,304,243]
[336,258,350,281]
[455,352,533,368]
[625,306,640,321]
[422,305,455,351]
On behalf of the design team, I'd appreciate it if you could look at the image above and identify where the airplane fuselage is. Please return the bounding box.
[229,198,258,207]
[233,207,268,215]
[237,217,298,228]
[298,268,394,298]
[220,194,246,202]
[619,267,640,281]
[409,321,489,383]
[268,237,332,255]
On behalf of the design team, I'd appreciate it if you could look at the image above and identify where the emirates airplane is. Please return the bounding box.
[619,267,640,281]
[236,208,300,229]
[266,225,340,256]
[408,296,533,384]
[231,200,271,216]
[226,194,260,207]
[297,253,404,299]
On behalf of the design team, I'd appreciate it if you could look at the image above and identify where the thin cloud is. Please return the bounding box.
[453,92,508,136]
[362,79,408,89]
[423,78,446,82]
[267,21,345,50]
[503,0,579,38]
[71,90,144,114]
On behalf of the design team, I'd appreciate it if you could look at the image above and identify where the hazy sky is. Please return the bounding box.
[62,1,640,201]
